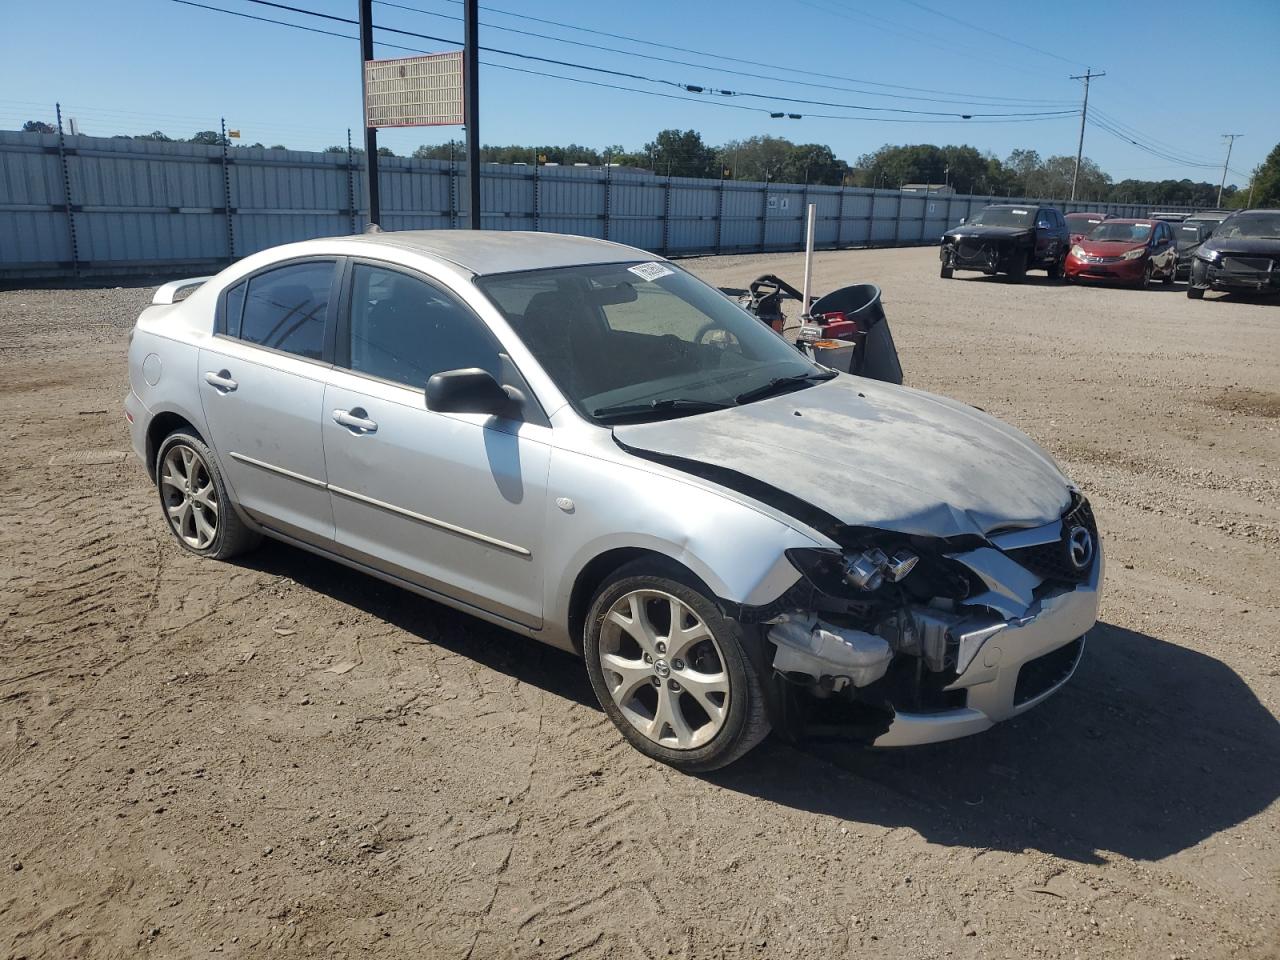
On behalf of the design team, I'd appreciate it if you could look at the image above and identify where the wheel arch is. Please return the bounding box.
[565,546,716,655]
[146,410,206,476]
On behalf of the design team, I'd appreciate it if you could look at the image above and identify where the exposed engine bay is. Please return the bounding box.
[760,496,1099,741]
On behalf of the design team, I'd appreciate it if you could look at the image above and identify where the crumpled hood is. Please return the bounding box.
[944,225,1031,242]
[614,375,1072,540]
[1199,236,1280,257]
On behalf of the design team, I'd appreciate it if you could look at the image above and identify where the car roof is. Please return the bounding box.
[341,229,655,276]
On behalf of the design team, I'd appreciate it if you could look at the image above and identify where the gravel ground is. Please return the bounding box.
[1,246,1277,960]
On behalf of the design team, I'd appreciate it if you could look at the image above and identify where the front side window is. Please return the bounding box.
[476,262,827,422]
[347,263,502,388]
[239,261,333,359]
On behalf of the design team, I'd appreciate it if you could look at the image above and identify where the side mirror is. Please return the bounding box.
[425,368,516,417]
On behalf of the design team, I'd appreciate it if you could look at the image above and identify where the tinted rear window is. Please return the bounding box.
[239,261,333,360]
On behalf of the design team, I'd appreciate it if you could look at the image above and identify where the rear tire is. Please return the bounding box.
[1187,285,1206,299]
[155,429,260,561]
[583,560,770,772]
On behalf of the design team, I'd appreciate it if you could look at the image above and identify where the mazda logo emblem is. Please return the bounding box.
[1067,526,1094,570]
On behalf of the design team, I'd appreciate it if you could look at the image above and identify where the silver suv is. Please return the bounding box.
[125,231,1102,770]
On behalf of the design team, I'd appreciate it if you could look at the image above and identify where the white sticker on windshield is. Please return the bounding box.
[1012,209,1029,215]
[627,262,674,282]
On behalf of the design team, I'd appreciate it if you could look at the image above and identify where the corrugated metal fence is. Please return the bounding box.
[0,130,1186,280]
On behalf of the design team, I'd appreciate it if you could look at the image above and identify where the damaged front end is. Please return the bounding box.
[759,497,1102,746]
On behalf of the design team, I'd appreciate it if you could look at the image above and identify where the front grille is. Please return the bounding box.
[1221,256,1272,275]
[1004,497,1098,585]
[1014,637,1084,705]
[957,240,996,263]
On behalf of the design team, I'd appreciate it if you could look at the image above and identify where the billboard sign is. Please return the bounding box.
[364,51,464,128]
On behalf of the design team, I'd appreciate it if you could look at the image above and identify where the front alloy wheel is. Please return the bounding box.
[584,563,770,771]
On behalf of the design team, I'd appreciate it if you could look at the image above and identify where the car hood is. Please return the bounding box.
[943,225,1032,241]
[613,375,1072,540]
[1079,240,1147,257]
[1199,236,1280,257]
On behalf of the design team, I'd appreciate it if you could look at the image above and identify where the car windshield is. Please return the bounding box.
[1212,213,1280,239]
[476,262,828,422]
[1089,222,1152,243]
[968,207,1036,227]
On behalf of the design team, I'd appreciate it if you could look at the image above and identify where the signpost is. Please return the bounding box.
[358,0,474,228]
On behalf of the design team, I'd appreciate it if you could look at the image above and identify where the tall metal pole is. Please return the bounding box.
[464,0,481,229]
[358,0,380,227]
[1069,69,1103,202]
[1217,134,1242,207]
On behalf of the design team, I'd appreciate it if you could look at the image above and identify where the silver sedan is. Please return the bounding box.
[125,231,1102,770]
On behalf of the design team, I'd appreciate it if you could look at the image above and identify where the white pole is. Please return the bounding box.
[801,202,817,317]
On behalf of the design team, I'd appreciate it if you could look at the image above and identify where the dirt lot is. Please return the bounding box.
[1,246,1278,960]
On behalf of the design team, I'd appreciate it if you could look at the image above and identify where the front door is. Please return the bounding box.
[321,261,551,628]
[198,258,339,544]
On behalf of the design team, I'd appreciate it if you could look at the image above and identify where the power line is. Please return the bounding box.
[373,0,1075,109]
[888,0,1090,68]
[168,1,1075,127]
[415,0,1076,105]
[1089,109,1219,166]
[227,0,1073,119]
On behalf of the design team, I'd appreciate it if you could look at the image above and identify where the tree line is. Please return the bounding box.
[20,119,1277,207]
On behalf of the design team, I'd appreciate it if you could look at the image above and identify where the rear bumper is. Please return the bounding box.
[873,550,1102,747]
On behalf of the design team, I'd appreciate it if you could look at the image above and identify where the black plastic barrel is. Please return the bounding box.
[810,283,903,384]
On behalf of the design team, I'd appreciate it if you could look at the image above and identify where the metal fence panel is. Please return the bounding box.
[0,131,1200,279]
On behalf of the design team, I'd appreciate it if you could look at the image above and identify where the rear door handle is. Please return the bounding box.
[204,370,238,392]
[332,408,378,434]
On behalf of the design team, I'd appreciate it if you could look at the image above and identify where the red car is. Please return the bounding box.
[1065,211,1111,245]
[1064,219,1179,288]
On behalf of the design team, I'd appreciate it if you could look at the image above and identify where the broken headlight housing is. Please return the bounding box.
[785,544,919,596]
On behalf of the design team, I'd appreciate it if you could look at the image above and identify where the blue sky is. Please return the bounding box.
[2,0,1276,185]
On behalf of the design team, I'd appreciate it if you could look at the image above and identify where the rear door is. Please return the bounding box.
[320,260,552,628]
[198,258,340,544]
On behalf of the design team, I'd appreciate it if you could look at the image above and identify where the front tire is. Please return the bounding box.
[940,264,954,279]
[1005,250,1028,283]
[155,429,260,560]
[1047,257,1063,280]
[1187,285,1205,299]
[583,561,770,772]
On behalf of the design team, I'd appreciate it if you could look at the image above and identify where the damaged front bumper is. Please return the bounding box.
[872,553,1099,746]
[765,508,1103,747]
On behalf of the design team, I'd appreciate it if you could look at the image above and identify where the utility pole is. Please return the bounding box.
[1217,134,1242,207]
[464,0,481,229]
[358,0,380,227]
[1069,68,1104,201]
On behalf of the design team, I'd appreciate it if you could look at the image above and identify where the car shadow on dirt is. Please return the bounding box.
[711,620,1280,865]
[240,539,598,711]
[238,541,1278,865]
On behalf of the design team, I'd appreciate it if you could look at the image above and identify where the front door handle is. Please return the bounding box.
[204,370,238,392]
[332,408,378,434]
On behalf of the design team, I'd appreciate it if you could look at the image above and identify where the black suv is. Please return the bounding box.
[1187,209,1280,299]
[940,204,1070,282]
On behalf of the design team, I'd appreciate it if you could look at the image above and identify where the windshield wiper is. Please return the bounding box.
[592,398,732,423]
[734,370,836,405]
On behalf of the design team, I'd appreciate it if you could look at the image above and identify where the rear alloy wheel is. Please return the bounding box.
[155,430,259,560]
[584,564,769,771]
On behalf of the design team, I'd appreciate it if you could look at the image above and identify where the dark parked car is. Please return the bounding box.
[1184,209,1233,234]
[1187,209,1280,299]
[1173,221,1213,280]
[1065,211,1111,245]
[940,204,1070,282]
[1064,219,1178,288]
